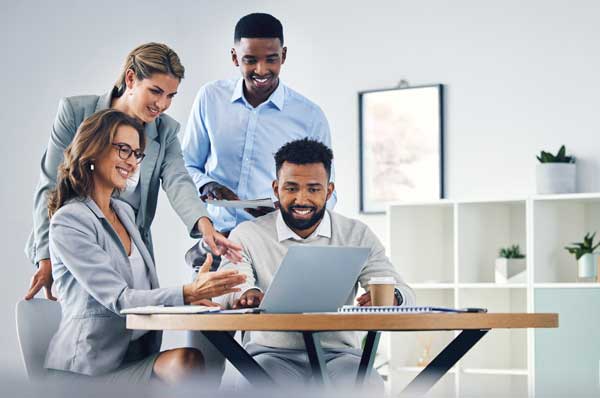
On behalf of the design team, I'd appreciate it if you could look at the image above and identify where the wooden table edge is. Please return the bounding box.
[126,312,558,332]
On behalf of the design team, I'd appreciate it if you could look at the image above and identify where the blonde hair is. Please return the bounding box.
[114,42,185,96]
[48,109,145,218]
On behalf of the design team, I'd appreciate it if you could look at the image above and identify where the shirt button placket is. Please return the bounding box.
[237,109,258,224]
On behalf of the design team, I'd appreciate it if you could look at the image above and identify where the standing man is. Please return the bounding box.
[182,13,336,235]
[181,13,336,385]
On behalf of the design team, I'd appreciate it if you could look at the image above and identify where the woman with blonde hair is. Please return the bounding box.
[25,43,241,301]
[45,109,245,382]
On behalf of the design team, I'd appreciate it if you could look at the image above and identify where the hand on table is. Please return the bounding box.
[232,288,264,309]
[25,258,56,300]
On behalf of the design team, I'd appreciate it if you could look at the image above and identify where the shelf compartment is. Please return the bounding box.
[459,373,528,397]
[458,283,527,289]
[389,203,454,283]
[461,368,528,376]
[457,288,527,370]
[457,201,527,284]
[533,197,600,283]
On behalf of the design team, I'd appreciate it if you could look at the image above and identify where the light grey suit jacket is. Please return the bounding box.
[26,90,208,264]
[45,198,183,376]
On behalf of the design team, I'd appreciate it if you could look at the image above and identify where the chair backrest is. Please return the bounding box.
[15,299,61,379]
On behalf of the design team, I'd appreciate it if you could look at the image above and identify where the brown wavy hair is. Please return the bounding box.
[48,109,145,218]
[113,42,185,97]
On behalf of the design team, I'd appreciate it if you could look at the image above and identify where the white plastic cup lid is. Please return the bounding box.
[368,276,396,285]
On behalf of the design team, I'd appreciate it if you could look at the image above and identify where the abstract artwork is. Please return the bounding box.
[359,85,444,213]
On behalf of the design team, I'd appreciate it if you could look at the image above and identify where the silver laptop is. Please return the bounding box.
[255,246,370,313]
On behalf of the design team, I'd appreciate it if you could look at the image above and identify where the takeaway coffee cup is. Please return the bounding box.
[368,276,396,306]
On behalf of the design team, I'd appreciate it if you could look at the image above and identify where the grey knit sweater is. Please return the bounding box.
[215,210,415,350]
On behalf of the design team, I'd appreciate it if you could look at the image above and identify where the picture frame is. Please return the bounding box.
[358,84,444,213]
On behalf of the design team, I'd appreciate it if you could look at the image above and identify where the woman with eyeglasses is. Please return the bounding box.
[44,109,246,382]
[25,43,242,301]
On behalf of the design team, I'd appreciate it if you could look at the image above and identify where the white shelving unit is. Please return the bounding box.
[385,193,600,397]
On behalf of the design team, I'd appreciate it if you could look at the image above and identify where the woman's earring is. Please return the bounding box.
[90,163,95,171]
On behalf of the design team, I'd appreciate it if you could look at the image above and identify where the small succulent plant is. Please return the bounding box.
[498,245,525,259]
[564,232,600,260]
[536,145,574,163]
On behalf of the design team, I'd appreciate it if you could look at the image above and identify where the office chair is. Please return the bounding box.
[15,298,61,379]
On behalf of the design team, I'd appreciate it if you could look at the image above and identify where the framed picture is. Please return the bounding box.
[359,84,444,213]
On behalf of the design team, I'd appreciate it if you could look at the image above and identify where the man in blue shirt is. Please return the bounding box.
[182,13,337,385]
[182,13,336,235]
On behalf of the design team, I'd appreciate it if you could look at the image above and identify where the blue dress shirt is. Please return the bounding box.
[182,78,336,232]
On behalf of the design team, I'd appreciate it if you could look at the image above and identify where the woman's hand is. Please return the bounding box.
[183,254,246,304]
[25,259,56,300]
[197,217,243,263]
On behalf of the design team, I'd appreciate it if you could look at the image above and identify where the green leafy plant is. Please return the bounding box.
[536,145,575,163]
[564,232,600,260]
[498,245,525,259]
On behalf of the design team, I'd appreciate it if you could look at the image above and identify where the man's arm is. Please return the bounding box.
[182,89,217,192]
[211,227,260,309]
[356,225,415,306]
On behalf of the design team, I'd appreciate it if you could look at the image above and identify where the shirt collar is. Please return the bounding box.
[230,77,285,111]
[276,210,331,242]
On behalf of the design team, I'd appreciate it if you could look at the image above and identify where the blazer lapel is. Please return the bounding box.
[112,201,160,289]
[82,198,134,286]
[138,121,160,228]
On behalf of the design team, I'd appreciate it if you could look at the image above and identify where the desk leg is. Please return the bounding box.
[302,332,329,386]
[201,331,275,387]
[356,331,381,386]
[402,329,488,397]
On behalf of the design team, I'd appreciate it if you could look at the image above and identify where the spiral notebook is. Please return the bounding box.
[338,306,487,314]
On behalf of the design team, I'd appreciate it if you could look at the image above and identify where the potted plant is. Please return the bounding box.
[536,145,576,194]
[495,245,526,283]
[564,232,600,281]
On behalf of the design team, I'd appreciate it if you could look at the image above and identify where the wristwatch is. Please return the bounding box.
[394,288,404,306]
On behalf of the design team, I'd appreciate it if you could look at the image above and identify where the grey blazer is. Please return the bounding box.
[45,198,183,376]
[26,90,208,264]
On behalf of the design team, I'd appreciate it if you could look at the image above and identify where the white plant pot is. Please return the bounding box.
[578,253,597,279]
[536,163,576,194]
[495,258,527,283]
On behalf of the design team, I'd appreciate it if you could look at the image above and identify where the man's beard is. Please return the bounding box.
[280,205,326,232]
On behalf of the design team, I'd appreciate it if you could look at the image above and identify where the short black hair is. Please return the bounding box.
[234,13,284,45]
[275,138,333,178]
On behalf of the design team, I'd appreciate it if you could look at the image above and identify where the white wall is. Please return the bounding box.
[3,0,600,373]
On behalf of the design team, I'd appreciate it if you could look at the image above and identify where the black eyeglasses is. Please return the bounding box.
[111,143,146,164]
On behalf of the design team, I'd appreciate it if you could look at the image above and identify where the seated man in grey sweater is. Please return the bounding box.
[215,138,415,388]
